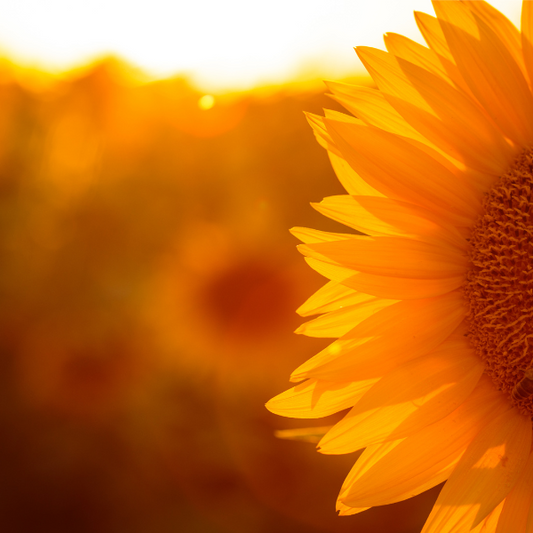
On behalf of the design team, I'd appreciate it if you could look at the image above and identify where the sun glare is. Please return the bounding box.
[0,0,521,92]
[198,95,215,110]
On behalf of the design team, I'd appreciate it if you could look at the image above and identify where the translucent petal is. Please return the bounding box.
[324,118,481,224]
[436,11,533,145]
[442,0,525,79]
[325,82,428,143]
[274,426,332,443]
[266,378,378,419]
[328,151,383,197]
[384,32,453,82]
[295,296,393,338]
[298,236,469,280]
[305,112,339,153]
[313,194,467,250]
[344,271,463,300]
[522,0,533,90]
[303,257,355,284]
[296,281,362,317]
[290,226,355,244]
[416,11,454,60]
[421,408,532,533]
[290,294,466,382]
[317,344,484,454]
[495,451,533,533]
[393,56,514,175]
[415,11,477,98]
[339,376,508,508]
[356,46,434,114]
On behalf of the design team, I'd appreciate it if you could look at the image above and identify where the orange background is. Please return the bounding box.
[0,59,440,532]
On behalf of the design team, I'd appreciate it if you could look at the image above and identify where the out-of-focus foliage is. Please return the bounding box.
[0,58,439,532]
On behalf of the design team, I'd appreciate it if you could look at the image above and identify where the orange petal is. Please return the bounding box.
[290,293,466,382]
[416,11,455,62]
[445,0,525,80]
[393,56,514,175]
[344,271,463,300]
[266,378,378,419]
[328,151,383,197]
[303,256,355,284]
[421,407,532,533]
[290,226,355,244]
[522,0,533,90]
[317,343,484,454]
[296,281,364,317]
[324,118,481,224]
[339,376,509,509]
[384,32,452,82]
[494,451,533,533]
[325,82,428,143]
[274,426,332,443]
[313,194,467,250]
[295,296,393,338]
[298,236,469,280]
[414,11,477,98]
[436,11,533,145]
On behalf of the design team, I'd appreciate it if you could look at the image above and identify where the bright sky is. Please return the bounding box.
[0,0,522,92]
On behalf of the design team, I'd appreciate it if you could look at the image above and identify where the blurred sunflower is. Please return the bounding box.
[267,1,533,531]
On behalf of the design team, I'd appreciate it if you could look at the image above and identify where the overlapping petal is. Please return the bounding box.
[317,341,484,454]
[338,376,509,510]
[289,293,465,382]
[266,378,378,419]
[421,408,532,533]
[270,2,533,531]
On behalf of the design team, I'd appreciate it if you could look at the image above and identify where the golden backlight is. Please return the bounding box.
[0,0,521,91]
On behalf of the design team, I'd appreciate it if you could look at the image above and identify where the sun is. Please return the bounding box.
[267,1,533,531]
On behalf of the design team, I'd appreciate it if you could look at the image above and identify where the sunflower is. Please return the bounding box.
[266,1,533,531]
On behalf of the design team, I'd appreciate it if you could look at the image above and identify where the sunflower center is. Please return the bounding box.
[464,148,533,416]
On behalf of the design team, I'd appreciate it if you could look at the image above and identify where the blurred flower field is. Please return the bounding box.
[0,58,439,532]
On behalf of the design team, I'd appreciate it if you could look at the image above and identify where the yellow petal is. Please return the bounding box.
[296,281,362,317]
[325,82,428,143]
[336,502,368,516]
[344,271,463,300]
[470,500,504,533]
[393,56,514,175]
[442,0,526,80]
[384,31,452,82]
[266,378,378,419]
[317,343,484,454]
[324,118,481,224]
[414,11,477,98]
[290,226,355,244]
[290,293,466,382]
[356,46,434,114]
[494,451,533,533]
[416,11,455,62]
[303,257,355,283]
[313,194,467,250]
[295,296,393,338]
[522,1,533,90]
[436,12,533,145]
[305,112,340,154]
[421,408,532,533]
[274,426,332,443]
[298,236,468,280]
[339,376,509,509]
[328,150,383,197]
